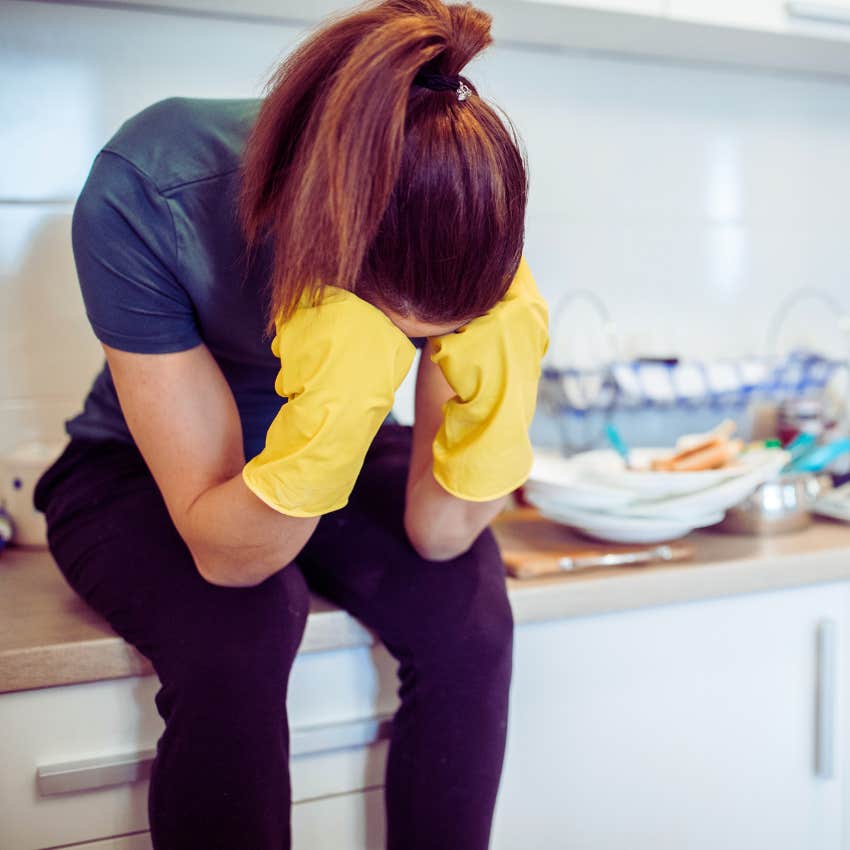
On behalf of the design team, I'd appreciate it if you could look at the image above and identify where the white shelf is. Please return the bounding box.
[47,0,850,80]
[483,0,850,80]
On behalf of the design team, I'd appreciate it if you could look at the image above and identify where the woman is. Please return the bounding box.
[33,0,549,848]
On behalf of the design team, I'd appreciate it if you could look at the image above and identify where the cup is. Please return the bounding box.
[0,440,66,547]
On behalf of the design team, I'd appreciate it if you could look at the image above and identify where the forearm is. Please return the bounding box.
[405,463,508,561]
[184,473,319,587]
[404,340,509,560]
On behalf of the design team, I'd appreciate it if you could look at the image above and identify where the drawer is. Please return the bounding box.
[1,677,160,850]
[292,786,386,850]
[2,645,400,850]
[41,787,386,850]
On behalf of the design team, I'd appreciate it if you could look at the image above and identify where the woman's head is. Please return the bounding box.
[237,0,528,335]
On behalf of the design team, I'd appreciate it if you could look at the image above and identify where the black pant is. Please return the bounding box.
[33,423,513,850]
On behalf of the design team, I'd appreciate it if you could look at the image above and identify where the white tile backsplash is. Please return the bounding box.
[0,206,102,401]
[0,0,304,201]
[2,0,850,441]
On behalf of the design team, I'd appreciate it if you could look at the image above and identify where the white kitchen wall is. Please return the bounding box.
[2,0,850,450]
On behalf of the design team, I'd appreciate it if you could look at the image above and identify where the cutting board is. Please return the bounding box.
[491,507,694,579]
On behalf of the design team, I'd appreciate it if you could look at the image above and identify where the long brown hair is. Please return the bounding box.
[237,0,528,333]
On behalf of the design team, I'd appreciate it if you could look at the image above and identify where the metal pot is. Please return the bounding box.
[715,472,830,535]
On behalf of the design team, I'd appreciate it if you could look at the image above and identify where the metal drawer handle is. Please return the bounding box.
[36,713,393,797]
[787,2,850,25]
[814,619,837,779]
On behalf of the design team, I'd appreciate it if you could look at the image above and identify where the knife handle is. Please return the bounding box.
[506,544,693,578]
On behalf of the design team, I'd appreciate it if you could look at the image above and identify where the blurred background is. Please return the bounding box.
[7,7,850,850]
[4,0,850,456]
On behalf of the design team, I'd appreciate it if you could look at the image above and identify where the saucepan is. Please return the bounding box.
[715,471,831,535]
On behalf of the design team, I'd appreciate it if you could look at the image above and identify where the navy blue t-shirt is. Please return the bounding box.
[66,97,425,460]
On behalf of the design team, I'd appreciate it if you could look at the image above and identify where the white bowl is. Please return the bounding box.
[526,490,724,544]
[526,450,635,510]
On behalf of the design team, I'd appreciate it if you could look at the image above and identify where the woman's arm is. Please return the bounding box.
[104,342,319,588]
[404,339,509,561]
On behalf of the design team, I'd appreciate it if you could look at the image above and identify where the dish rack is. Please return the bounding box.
[540,350,846,412]
[536,288,850,455]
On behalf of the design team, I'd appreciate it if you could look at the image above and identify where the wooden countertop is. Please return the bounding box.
[5,507,850,694]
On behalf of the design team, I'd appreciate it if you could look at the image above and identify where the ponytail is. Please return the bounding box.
[238,0,527,333]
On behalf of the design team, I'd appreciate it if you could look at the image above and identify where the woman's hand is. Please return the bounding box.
[243,286,416,517]
[427,256,550,502]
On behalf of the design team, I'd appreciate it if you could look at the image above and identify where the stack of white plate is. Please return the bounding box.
[524,446,791,544]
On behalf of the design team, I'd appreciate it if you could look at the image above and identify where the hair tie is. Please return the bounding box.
[413,71,473,102]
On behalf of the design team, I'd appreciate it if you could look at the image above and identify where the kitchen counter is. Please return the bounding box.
[4,507,850,694]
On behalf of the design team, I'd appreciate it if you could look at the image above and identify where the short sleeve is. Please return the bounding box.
[71,150,202,353]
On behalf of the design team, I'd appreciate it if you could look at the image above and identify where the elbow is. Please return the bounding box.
[404,515,471,563]
[190,549,289,589]
[414,538,472,563]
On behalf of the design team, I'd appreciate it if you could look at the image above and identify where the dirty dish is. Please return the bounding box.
[526,492,724,544]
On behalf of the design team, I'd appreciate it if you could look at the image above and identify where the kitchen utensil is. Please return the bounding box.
[507,544,695,578]
[786,437,850,473]
[715,472,819,535]
[604,422,632,468]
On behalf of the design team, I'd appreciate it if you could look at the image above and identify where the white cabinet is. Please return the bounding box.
[786,0,850,27]
[57,789,387,850]
[668,0,789,31]
[292,788,385,850]
[492,581,850,850]
[670,0,850,38]
[0,645,400,850]
[55,835,153,850]
[65,0,850,77]
[4,581,850,849]
[0,676,159,850]
[535,0,664,15]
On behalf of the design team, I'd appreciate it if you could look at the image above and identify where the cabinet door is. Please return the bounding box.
[37,788,386,850]
[786,0,850,26]
[292,787,385,850]
[537,0,664,13]
[50,833,153,850]
[1,643,396,850]
[669,0,787,30]
[672,0,850,34]
[492,582,848,850]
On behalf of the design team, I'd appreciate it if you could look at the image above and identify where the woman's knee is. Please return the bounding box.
[151,563,312,710]
[391,525,514,670]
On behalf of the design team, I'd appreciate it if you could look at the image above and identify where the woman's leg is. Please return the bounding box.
[34,439,311,850]
[297,423,514,850]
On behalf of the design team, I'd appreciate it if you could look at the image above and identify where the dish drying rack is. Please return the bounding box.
[540,350,845,413]
[536,288,850,455]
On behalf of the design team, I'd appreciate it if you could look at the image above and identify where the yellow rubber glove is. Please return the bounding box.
[242,286,416,517]
[429,257,550,501]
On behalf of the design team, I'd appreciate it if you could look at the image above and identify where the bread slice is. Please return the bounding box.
[651,437,743,472]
